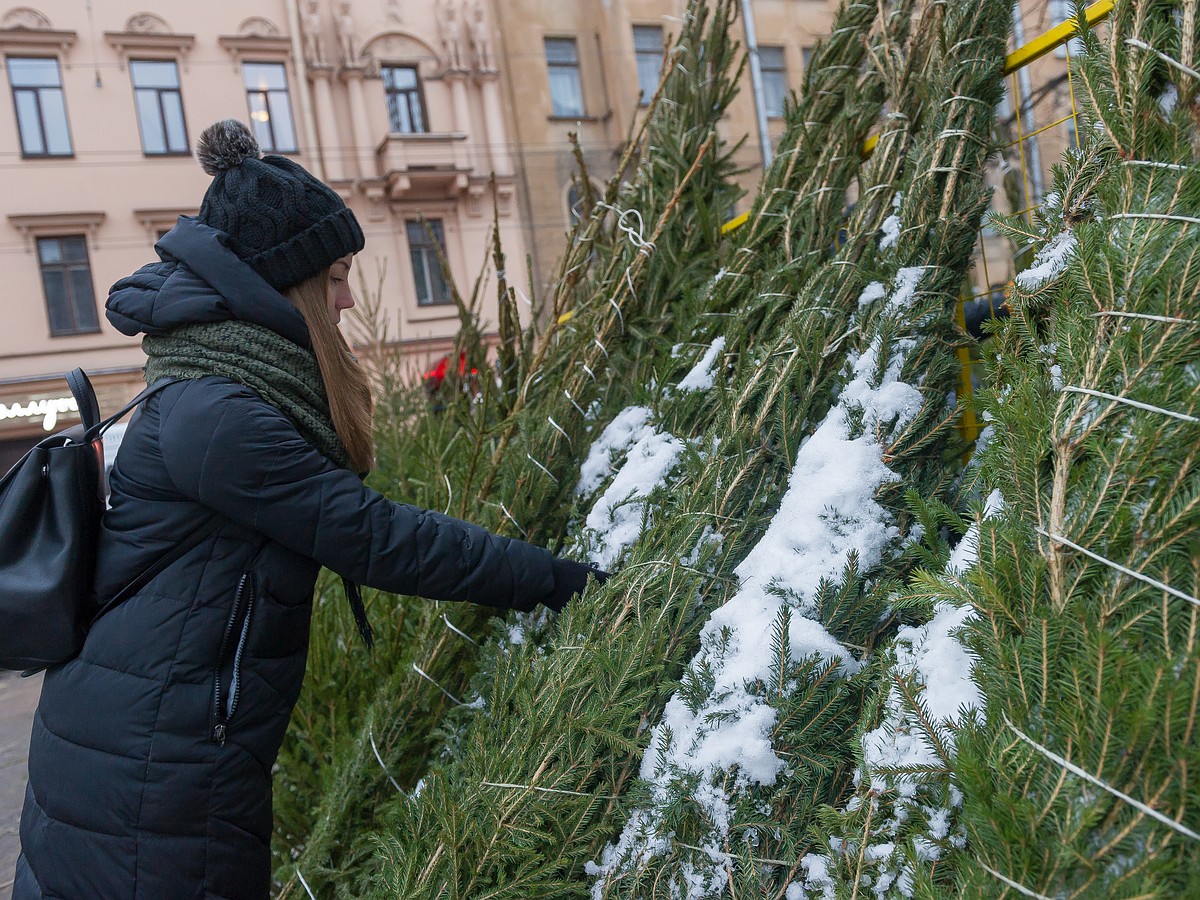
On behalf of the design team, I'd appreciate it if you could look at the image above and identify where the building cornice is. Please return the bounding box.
[0,27,76,54]
[7,211,106,250]
[218,34,292,71]
[104,31,196,71]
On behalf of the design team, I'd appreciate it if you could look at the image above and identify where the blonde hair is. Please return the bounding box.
[286,269,375,473]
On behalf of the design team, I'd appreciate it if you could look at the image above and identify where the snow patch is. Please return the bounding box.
[581,428,685,569]
[946,489,1004,574]
[858,281,886,308]
[677,336,727,392]
[1014,231,1076,291]
[576,406,654,496]
[879,192,903,250]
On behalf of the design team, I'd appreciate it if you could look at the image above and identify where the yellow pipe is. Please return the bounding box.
[1002,0,1113,75]
[955,299,980,454]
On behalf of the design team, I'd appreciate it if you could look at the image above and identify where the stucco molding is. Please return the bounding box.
[360,29,440,80]
[1,6,51,30]
[238,17,282,38]
[8,211,106,251]
[104,28,196,71]
[218,28,292,73]
[0,6,74,53]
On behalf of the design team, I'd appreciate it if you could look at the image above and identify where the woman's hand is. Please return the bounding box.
[543,558,611,611]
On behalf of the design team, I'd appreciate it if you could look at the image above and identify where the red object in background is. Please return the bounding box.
[423,352,479,391]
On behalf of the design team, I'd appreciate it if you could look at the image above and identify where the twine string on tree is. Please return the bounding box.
[368,729,406,795]
[442,614,479,646]
[976,862,1056,900]
[1060,385,1199,424]
[1003,714,1200,842]
[411,664,464,706]
[1035,528,1200,608]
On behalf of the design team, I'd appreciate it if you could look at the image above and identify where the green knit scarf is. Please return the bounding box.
[143,320,351,471]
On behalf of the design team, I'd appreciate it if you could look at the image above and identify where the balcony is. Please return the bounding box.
[376,132,472,200]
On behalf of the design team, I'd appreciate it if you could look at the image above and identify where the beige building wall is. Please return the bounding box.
[0,0,524,467]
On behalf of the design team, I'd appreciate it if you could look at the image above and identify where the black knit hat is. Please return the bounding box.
[195,119,364,292]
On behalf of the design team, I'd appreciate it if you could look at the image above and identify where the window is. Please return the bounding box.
[544,37,583,117]
[130,59,188,155]
[242,61,296,152]
[383,66,427,134]
[632,25,663,105]
[37,236,100,335]
[6,56,72,157]
[758,46,787,118]
[407,220,451,306]
[801,47,815,73]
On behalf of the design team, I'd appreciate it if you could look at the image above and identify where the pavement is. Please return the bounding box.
[0,671,41,900]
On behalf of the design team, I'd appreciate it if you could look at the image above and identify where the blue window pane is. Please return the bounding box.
[6,57,60,87]
[130,59,179,89]
[247,94,273,149]
[42,270,72,333]
[633,26,662,53]
[163,93,187,151]
[762,71,786,118]
[548,69,583,117]
[243,62,286,91]
[544,38,578,65]
[61,236,88,263]
[266,92,297,151]
[384,66,417,90]
[14,90,44,154]
[636,54,660,100]
[135,89,167,153]
[69,267,99,331]
[37,238,61,265]
[38,89,71,154]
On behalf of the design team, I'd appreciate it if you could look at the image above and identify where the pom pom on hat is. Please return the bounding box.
[196,119,261,176]
[195,118,365,292]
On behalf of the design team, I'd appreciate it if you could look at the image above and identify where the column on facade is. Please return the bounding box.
[308,67,344,182]
[445,70,473,172]
[341,67,377,180]
[478,72,512,177]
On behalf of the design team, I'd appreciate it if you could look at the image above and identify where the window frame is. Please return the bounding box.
[6,54,73,158]
[382,64,429,135]
[35,234,101,337]
[406,219,453,307]
[632,25,663,107]
[544,36,584,119]
[758,45,787,119]
[241,60,297,153]
[129,58,189,156]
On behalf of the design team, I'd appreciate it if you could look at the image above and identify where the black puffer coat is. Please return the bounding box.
[15,218,573,900]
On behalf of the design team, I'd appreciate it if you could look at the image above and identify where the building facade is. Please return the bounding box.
[0,0,524,468]
[490,0,838,293]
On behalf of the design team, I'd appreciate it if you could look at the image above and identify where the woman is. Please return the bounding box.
[14,120,604,900]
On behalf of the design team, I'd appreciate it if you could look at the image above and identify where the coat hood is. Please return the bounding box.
[106,216,312,348]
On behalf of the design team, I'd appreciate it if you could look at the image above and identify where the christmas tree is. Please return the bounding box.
[271,0,1200,896]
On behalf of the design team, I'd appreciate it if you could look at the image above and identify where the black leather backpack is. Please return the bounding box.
[0,369,213,671]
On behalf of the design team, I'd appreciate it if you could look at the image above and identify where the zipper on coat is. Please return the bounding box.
[211,572,256,746]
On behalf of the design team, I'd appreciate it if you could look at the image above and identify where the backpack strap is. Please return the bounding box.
[66,368,101,434]
[91,515,225,626]
[83,376,182,442]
